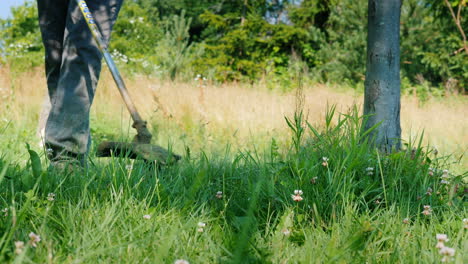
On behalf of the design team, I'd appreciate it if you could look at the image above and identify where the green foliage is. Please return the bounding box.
[197,11,309,82]
[155,11,202,80]
[0,0,466,91]
[307,0,367,85]
[109,1,163,74]
[0,1,43,72]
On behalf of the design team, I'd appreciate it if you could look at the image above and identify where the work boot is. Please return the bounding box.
[46,147,87,174]
[48,159,86,175]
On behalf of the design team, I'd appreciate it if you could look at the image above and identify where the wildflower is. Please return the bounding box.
[174,260,190,264]
[46,148,54,158]
[439,246,455,262]
[440,180,450,185]
[442,170,449,179]
[215,191,223,199]
[194,74,202,81]
[366,167,374,175]
[125,164,133,171]
[28,232,41,248]
[2,208,8,216]
[374,199,381,205]
[47,193,55,201]
[310,177,318,184]
[14,241,24,255]
[402,218,410,224]
[143,214,151,220]
[433,147,439,156]
[410,148,417,159]
[292,190,303,202]
[463,218,468,229]
[197,222,206,232]
[321,157,329,167]
[281,228,291,236]
[436,234,449,249]
[422,205,432,216]
[428,167,434,176]
[426,187,433,196]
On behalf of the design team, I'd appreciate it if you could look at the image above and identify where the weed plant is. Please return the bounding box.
[0,108,466,263]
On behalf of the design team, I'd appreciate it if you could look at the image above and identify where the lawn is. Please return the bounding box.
[0,70,467,263]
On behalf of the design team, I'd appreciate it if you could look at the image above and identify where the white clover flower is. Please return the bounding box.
[366,167,374,175]
[422,205,432,216]
[281,228,291,236]
[47,193,55,201]
[440,180,450,185]
[436,241,445,249]
[294,190,303,195]
[14,241,24,255]
[426,187,433,196]
[439,246,455,263]
[402,218,410,224]
[2,208,8,216]
[310,177,318,184]
[441,170,449,179]
[435,234,449,249]
[463,218,468,229]
[292,190,303,202]
[216,191,223,199]
[321,157,329,167]
[174,260,189,264]
[46,148,54,158]
[28,232,41,247]
[197,222,206,232]
[292,195,303,202]
[428,167,434,176]
[143,214,151,220]
[436,234,449,242]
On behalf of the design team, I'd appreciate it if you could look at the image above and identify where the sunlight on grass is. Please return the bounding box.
[0,69,467,263]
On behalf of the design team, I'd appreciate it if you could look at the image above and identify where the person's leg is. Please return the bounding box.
[44,0,123,164]
[36,0,69,147]
[37,0,69,97]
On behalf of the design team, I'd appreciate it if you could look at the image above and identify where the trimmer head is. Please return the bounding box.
[96,141,181,164]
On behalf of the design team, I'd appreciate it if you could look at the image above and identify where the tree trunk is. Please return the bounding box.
[363,0,402,152]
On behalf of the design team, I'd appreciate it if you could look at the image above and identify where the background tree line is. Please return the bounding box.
[0,0,466,94]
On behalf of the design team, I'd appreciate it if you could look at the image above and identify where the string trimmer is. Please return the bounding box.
[76,0,180,164]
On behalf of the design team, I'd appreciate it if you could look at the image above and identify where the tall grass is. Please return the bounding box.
[0,69,467,263]
[0,68,466,168]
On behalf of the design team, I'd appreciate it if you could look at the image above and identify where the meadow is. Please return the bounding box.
[0,68,467,263]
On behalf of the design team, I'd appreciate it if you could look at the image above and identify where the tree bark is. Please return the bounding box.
[363,0,402,152]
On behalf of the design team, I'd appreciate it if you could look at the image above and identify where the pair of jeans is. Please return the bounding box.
[37,0,123,162]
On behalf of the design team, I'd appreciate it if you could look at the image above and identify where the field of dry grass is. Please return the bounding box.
[1,68,466,170]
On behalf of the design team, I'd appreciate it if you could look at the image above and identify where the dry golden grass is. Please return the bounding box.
[1,68,466,169]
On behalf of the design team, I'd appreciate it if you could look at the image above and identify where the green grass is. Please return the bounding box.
[0,107,466,263]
